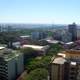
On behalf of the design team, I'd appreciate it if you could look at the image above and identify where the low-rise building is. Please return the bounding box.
[20,35,30,39]
[21,45,49,55]
[46,40,59,44]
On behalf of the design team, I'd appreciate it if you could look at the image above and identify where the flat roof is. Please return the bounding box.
[0,49,21,61]
[64,50,80,54]
[58,53,66,58]
[70,62,76,65]
[21,45,49,51]
[0,47,5,50]
[46,40,59,44]
[65,42,74,45]
[52,57,66,64]
[20,35,30,38]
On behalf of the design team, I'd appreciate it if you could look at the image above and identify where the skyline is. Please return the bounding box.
[0,0,80,24]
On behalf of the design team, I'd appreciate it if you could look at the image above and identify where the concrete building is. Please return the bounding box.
[53,31,62,41]
[61,31,72,43]
[50,50,80,80]
[31,32,47,40]
[68,23,77,41]
[21,44,49,55]
[12,42,21,48]
[53,30,72,43]
[50,57,66,80]
[0,48,24,80]
[46,39,59,44]
[20,35,30,40]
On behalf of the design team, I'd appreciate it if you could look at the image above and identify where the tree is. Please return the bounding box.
[0,31,19,45]
[21,48,38,65]
[25,68,48,80]
[47,44,63,56]
[21,48,38,58]
[26,56,51,72]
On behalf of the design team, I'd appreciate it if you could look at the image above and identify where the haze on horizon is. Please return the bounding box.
[0,0,80,24]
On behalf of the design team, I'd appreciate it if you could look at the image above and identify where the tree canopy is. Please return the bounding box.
[21,47,38,58]
[26,56,51,72]
[25,68,48,80]
[47,44,63,56]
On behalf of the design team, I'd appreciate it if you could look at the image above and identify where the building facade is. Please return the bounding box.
[0,49,24,80]
[53,31,62,41]
[50,50,80,80]
[61,31,72,43]
[31,32,47,40]
[68,23,77,41]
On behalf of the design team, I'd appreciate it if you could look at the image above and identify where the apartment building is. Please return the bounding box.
[50,50,80,80]
[0,48,24,80]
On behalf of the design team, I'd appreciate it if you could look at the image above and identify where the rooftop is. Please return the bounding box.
[21,45,49,51]
[0,47,5,50]
[58,53,66,58]
[64,50,80,54]
[52,50,80,65]
[65,42,74,45]
[20,35,30,38]
[46,40,59,44]
[70,62,76,66]
[52,57,66,64]
[0,48,21,61]
[57,50,80,58]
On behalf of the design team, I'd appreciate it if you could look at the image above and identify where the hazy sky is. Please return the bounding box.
[0,0,80,24]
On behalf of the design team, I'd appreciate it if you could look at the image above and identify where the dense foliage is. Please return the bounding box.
[47,44,63,56]
[26,56,51,72]
[21,47,38,65]
[23,43,63,80]
[21,47,38,57]
[0,32,19,44]
[25,68,48,80]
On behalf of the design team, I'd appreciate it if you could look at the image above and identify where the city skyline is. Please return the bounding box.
[0,0,80,24]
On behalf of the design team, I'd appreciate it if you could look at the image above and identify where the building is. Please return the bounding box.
[0,48,24,80]
[0,26,2,32]
[68,23,77,41]
[53,31,62,41]
[12,42,21,48]
[61,31,72,43]
[20,35,30,39]
[63,42,74,49]
[53,30,72,43]
[31,32,47,40]
[46,39,59,44]
[19,35,31,45]
[21,44,49,55]
[50,56,66,80]
[50,50,80,80]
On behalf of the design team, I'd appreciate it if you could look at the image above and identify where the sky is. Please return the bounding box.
[0,0,80,24]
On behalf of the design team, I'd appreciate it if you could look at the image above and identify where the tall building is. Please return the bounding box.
[61,31,72,43]
[53,30,72,43]
[31,32,47,40]
[50,57,66,80]
[68,23,77,41]
[50,50,80,80]
[53,31,62,41]
[0,48,24,80]
[0,26,2,32]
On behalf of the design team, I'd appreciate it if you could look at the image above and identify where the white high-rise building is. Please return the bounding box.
[0,48,24,80]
